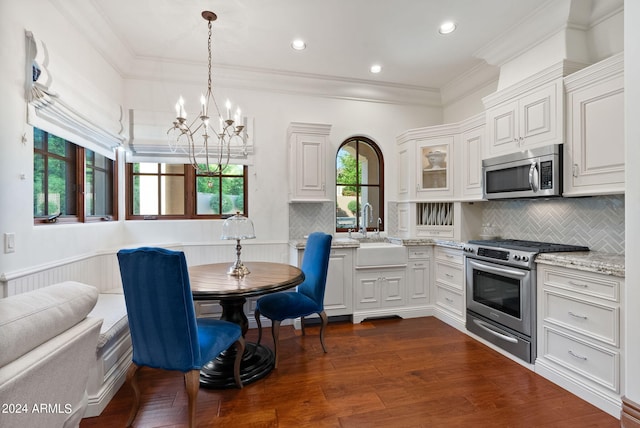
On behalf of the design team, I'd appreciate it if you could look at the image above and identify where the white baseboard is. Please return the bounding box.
[535,358,621,418]
[83,348,132,418]
[352,306,431,324]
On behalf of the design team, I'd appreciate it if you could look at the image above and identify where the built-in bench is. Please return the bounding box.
[0,241,289,417]
[84,288,131,417]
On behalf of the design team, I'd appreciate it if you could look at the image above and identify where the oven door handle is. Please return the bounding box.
[473,319,519,344]
[467,259,528,279]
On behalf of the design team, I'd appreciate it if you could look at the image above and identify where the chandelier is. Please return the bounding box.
[167,11,248,176]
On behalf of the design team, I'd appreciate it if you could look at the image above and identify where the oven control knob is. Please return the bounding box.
[513,255,521,261]
[521,256,529,262]
[464,247,475,254]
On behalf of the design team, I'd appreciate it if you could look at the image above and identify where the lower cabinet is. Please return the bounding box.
[355,267,406,313]
[290,246,354,318]
[432,247,465,327]
[406,246,431,307]
[536,263,624,417]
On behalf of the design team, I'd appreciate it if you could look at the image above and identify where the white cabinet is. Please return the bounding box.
[432,247,465,328]
[536,264,624,417]
[354,266,406,310]
[396,124,459,202]
[417,137,454,198]
[406,246,431,306]
[563,53,624,197]
[460,115,485,200]
[290,245,354,318]
[485,79,562,157]
[324,248,354,316]
[287,122,331,202]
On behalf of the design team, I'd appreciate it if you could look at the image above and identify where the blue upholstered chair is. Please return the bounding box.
[117,247,245,428]
[254,232,332,368]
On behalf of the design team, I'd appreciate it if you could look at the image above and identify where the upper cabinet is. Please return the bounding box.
[483,61,583,158]
[396,115,485,203]
[397,123,458,201]
[563,53,624,197]
[287,122,332,202]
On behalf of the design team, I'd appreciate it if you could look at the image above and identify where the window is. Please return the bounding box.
[126,163,248,219]
[336,137,384,232]
[33,128,116,223]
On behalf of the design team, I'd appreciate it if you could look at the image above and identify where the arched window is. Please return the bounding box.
[336,137,384,233]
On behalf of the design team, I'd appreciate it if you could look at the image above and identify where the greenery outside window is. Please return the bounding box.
[127,163,248,219]
[33,128,116,224]
[336,137,384,233]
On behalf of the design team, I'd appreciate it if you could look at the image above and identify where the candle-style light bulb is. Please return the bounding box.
[200,94,206,116]
[225,99,231,120]
[178,96,186,119]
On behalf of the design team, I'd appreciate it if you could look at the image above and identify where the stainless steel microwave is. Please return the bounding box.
[482,144,562,200]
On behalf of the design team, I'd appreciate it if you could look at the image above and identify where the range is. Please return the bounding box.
[462,239,589,363]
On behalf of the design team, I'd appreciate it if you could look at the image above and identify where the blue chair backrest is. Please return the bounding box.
[117,247,200,372]
[298,232,333,307]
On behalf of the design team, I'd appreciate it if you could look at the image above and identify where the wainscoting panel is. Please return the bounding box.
[1,242,290,297]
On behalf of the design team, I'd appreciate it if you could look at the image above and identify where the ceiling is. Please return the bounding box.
[65,0,549,91]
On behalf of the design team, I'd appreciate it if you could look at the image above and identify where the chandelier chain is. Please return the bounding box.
[166,11,248,177]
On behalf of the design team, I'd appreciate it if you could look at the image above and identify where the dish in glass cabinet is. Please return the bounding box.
[425,150,446,169]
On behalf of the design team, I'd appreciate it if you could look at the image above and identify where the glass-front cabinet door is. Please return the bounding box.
[416,137,453,198]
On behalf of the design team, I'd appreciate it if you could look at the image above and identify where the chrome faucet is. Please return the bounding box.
[361,203,373,238]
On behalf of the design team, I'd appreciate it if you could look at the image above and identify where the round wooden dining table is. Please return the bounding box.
[189,261,304,388]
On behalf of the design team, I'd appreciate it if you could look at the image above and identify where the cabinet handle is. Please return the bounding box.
[414,263,425,267]
[445,297,454,303]
[568,311,588,320]
[445,273,454,278]
[573,164,579,178]
[568,350,588,361]
[568,280,588,288]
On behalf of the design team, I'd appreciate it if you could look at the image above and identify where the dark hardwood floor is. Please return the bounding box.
[80,316,619,427]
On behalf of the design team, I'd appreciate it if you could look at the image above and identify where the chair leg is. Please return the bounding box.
[125,363,141,427]
[301,316,306,336]
[233,337,245,389]
[254,309,262,346]
[271,320,281,369]
[319,310,328,353]
[184,370,200,428]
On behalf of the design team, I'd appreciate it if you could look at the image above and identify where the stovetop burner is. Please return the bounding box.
[467,239,589,253]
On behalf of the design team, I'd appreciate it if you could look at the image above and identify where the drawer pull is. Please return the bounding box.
[568,280,589,288]
[568,350,588,361]
[445,273,454,278]
[414,263,425,267]
[445,297,454,303]
[568,311,588,320]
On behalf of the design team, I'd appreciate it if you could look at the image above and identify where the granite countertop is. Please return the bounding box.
[535,251,625,278]
[289,237,465,250]
[289,237,625,277]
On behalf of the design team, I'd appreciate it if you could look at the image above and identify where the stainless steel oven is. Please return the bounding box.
[463,239,588,364]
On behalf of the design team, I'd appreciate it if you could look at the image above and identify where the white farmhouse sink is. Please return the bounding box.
[356,242,407,266]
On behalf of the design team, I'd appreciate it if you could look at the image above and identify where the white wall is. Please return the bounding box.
[0,0,440,278]
[624,0,640,407]
[124,77,441,245]
[0,0,125,275]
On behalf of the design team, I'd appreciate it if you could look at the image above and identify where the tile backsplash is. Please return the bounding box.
[481,195,624,254]
[289,195,625,255]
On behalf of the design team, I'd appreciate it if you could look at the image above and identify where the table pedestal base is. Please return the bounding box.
[199,343,274,389]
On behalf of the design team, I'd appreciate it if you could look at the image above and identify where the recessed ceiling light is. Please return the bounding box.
[291,39,306,50]
[439,21,456,35]
[370,64,382,74]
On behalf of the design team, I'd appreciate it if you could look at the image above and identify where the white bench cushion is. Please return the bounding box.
[0,281,98,367]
